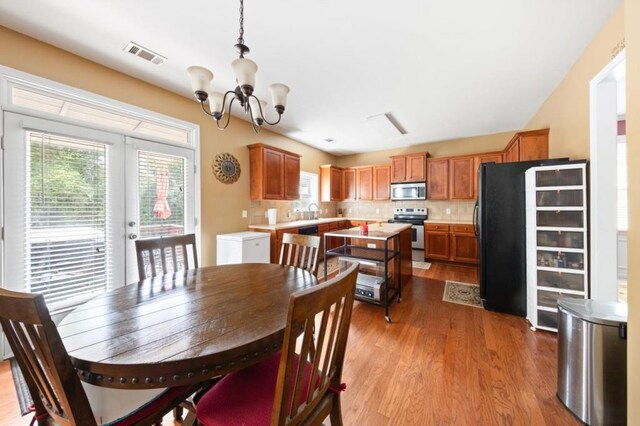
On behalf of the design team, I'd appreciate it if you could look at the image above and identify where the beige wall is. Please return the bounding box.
[624,0,638,421]
[336,131,514,167]
[525,6,625,159]
[0,25,337,266]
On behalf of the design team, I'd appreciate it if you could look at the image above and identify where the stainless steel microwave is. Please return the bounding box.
[390,182,426,201]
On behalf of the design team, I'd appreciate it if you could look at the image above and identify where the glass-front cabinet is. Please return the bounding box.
[525,162,589,332]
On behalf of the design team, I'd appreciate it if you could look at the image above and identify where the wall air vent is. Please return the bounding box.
[124,42,167,65]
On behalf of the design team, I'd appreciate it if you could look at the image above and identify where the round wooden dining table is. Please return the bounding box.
[57,264,317,390]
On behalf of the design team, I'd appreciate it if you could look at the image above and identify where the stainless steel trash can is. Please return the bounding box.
[557,299,627,425]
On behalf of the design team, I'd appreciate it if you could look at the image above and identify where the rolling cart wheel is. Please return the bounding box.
[398,297,402,303]
[385,315,392,323]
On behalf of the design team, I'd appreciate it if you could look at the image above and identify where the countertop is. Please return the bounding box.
[424,219,473,225]
[248,217,385,231]
[324,223,412,240]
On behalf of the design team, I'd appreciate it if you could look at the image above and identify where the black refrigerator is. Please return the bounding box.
[473,158,569,316]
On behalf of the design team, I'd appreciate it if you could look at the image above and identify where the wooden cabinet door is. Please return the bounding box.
[406,153,426,182]
[330,167,343,201]
[425,231,450,260]
[503,139,520,163]
[373,165,391,200]
[390,156,406,182]
[450,233,479,264]
[283,154,300,200]
[263,149,284,199]
[473,152,503,198]
[449,157,474,200]
[427,158,449,200]
[342,168,357,200]
[519,133,549,161]
[357,167,373,200]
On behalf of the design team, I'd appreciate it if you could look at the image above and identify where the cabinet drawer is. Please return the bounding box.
[451,224,474,233]
[425,223,449,231]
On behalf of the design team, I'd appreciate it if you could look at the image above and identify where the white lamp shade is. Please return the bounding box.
[268,83,290,108]
[187,66,214,93]
[231,58,258,87]
[208,92,225,114]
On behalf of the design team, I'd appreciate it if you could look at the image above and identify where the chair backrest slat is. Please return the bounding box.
[271,262,358,425]
[0,289,97,425]
[135,234,198,281]
[278,233,321,276]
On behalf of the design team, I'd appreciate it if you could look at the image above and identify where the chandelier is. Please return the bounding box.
[187,0,290,133]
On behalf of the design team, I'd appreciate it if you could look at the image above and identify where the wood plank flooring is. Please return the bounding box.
[0,263,576,425]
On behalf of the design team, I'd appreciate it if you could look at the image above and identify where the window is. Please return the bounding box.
[617,136,627,231]
[298,171,319,210]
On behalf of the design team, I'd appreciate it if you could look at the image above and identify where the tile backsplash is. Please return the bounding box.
[250,199,475,225]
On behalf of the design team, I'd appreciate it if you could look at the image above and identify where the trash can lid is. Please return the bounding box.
[558,299,627,326]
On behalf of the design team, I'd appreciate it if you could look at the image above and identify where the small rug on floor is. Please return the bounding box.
[443,280,482,308]
[10,358,33,415]
[412,261,432,270]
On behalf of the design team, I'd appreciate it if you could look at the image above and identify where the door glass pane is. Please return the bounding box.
[137,151,186,239]
[25,132,111,307]
[537,211,584,228]
[536,190,583,207]
[537,270,584,291]
[536,169,582,186]
[536,230,584,249]
[537,250,584,270]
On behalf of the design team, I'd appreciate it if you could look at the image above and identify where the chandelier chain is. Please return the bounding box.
[238,0,244,46]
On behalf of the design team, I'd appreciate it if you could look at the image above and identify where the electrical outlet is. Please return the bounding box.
[264,211,268,218]
[348,208,353,213]
[241,210,248,218]
[324,209,328,214]
[375,208,380,214]
[446,208,451,215]
[287,211,291,218]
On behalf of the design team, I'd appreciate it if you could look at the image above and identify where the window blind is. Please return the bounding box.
[298,171,318,209]
[25,131,112,307]
[617,137,627,231]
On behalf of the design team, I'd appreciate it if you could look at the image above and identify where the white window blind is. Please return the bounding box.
[137,151,186,239]
[24,131,112,307]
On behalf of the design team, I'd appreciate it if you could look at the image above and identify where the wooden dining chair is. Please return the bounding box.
[0,288,201,426]
[194,261,359,426]
[279,233,322,276]
[135,233,198,281]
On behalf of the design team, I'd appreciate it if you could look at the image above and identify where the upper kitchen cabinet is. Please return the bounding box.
[503,129,549,163]
[473,152,503,198]
[373,164,391,200]
[248,143,301,200]
[390,153,427,182]
[342,168,357,201]
[426,158,449,200]
[320,165,343,202]
[357,166,374,200]
[449,157,475,200]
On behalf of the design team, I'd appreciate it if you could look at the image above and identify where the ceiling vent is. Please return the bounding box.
[124,42,167,65]
[365,113,407,138]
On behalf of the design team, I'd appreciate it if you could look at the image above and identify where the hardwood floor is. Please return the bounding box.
[0,263,576,425]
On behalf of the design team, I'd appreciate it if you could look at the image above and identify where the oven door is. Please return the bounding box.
[411,224,424,250]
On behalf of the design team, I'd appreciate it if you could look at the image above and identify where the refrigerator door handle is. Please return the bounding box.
[473,201,479,237]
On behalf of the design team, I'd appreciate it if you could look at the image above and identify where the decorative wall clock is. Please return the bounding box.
[212,152,241,184]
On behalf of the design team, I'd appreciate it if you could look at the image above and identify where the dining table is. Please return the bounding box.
[57,263,317,390]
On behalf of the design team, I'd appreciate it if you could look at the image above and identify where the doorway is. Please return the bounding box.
[589,50,627,302]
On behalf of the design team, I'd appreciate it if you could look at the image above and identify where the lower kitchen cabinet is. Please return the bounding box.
[425,223,478,264]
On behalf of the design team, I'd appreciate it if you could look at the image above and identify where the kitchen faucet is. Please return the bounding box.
[308,203,320,220]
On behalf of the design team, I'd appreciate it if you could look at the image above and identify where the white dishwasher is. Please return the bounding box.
[216,231,271,265]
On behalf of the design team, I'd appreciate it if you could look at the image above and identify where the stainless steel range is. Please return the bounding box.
[388,207,427,250]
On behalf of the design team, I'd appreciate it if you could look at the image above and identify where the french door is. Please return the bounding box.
[2,113,196,317]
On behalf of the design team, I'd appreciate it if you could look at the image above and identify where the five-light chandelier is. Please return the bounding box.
[187,0,290,133]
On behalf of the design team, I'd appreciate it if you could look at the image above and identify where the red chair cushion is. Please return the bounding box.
[196,352,318,426]
[110,384,194,426]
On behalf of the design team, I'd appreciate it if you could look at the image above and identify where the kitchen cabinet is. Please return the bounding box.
[248,143,301,200]
[390,153,427,182]
[503,129,549,163]
[320,165,343,202]
[473,152,503,198]
[426,158,449,200]
[373,164,391,200]
[357,166,374,200]
[425,223,478,264]
[449,157,475,200]
[342,168,357,201]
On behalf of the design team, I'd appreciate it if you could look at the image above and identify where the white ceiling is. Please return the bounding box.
[0,0,622,155]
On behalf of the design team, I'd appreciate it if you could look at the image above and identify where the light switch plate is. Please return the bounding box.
[242,210,248,218]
